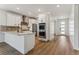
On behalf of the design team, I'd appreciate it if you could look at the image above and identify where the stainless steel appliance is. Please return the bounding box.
[39,23,46,38]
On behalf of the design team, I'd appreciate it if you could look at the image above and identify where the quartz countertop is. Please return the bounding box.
[4,31,35,36]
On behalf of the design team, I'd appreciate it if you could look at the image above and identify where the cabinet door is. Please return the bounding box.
[7,13,16,26]
[0,10,7,25]
[7,13,22,26]
[0,32,5,42]
[38,18,46,23]
[38,14,46,23]
[15,15,22,26]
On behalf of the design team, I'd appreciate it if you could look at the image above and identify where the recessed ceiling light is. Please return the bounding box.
[38,9,41,12]
[16,8,20,10]
[56,5,60,7]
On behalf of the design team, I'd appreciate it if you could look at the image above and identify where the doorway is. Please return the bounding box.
[60,21,65,34]
[55,18,69,36]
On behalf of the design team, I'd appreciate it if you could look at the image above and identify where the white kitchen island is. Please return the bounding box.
[5,31,35,54]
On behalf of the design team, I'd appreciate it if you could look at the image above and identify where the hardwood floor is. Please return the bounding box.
[27,35,79,55]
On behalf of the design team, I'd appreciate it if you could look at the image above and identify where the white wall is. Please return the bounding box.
[69,4,79,49]
[69,5,74,47]
[49,17,54,40]
[73,5,79,49]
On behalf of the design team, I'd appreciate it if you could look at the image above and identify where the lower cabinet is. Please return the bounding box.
[0,32,5,42]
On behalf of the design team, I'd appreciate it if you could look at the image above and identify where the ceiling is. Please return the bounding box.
[0,4,73,17]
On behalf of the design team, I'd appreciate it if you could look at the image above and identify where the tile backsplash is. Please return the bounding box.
[0,25,18,32]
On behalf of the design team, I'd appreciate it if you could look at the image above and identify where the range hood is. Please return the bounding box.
[21,15,28,26]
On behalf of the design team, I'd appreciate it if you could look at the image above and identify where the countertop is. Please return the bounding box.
[4,31,35,36]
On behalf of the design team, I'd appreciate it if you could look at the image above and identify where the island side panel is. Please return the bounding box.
[24,33,35,54]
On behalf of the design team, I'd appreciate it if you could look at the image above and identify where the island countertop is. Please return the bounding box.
[4,31,35,35]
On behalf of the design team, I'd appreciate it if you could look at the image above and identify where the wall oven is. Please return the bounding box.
[39,23,46,38]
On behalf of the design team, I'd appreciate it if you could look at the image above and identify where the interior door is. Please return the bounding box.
[60,21,65,35]
[56,19,69,35]
[54,18,69,35]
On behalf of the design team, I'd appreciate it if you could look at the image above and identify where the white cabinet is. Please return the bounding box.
[15,15,22,26]
[0,32,5,42]
[38,18,46,23]
[6,13,22,26]
[0,9,22,26]
[0,10,22,26]
[37,14,46,23]
[0,10,7,25]
[7,13,15,26]
[5,32,35,54]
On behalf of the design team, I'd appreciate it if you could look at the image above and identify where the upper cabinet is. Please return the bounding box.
[0,10,22,26]
[15,15,22,26]
[0,10,7,25]
[7,13,15,26]
[6,13,22,26]
[37,14,46,23]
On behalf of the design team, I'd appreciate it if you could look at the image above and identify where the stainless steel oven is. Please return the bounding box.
[39,23,46,38]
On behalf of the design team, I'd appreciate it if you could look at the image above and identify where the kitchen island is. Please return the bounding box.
[5,31,35,54]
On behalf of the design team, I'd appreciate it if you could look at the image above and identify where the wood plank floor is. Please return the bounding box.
[27,35,79,55]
